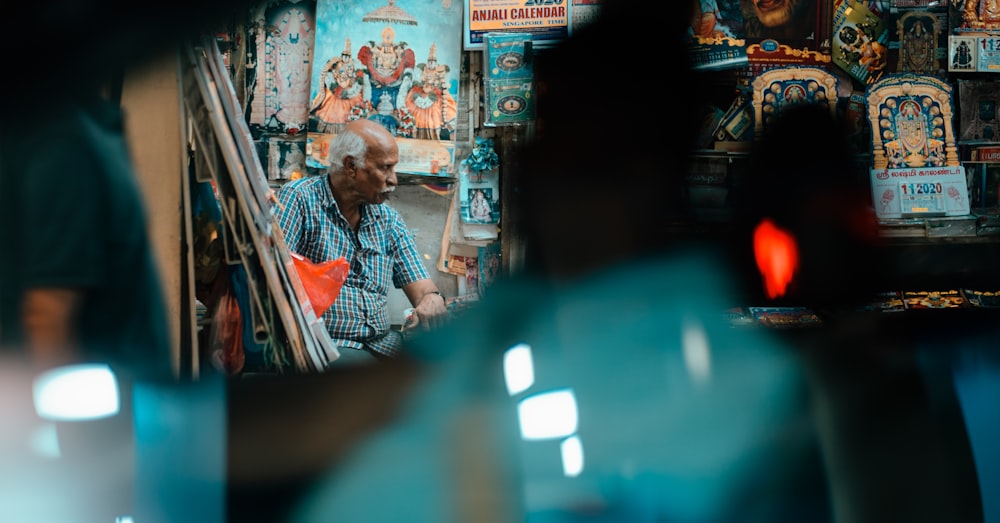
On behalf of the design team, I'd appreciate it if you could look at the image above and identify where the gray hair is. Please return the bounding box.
[327,127,368,172]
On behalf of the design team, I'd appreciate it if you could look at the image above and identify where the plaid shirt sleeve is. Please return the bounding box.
[276,180,307,253]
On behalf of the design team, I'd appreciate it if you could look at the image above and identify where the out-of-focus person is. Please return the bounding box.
[0,5,257,520]
[0,75,175,523]
[0,87,173,380]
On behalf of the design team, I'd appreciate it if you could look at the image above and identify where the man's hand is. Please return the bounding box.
[411,291,448,331]
[402,279,449,331]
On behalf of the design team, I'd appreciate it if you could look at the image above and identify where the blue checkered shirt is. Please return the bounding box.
[276,175,429,356]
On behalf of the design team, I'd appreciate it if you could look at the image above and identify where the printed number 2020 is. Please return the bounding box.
[901,182,943,195]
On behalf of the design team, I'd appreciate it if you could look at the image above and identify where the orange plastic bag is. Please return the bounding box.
[290,252,349,317]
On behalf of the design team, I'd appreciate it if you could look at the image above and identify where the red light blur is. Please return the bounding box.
[753,218,799,299]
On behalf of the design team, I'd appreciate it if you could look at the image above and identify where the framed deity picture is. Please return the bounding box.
[307,0,463,178]
[459,165,500,224]
[948,35,978,71]
[888,7,946,75]
[246,1,317,134]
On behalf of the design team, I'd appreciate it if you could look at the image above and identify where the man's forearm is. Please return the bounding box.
[22,288,81,369]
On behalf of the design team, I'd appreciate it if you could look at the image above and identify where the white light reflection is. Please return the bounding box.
[517,388,578,440]
[503,343,535,396]
[560,435,584,477]
[682,317,712,386]
[32,363,120,421]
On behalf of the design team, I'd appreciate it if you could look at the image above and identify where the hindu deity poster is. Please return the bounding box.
[459,164,500,224]
[832,0,890,85]
[307,0,463,177]
[247,0,318,134]
[886,6,947,77]
[244,1,317,184]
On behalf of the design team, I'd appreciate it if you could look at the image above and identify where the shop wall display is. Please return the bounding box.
[307,0,463,177]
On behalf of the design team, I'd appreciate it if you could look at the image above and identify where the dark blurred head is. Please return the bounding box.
[9,2,255,121]
[514,2,707,280]
[730,103,883,307]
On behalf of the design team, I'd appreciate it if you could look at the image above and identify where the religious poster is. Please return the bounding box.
[887,6,947,77]
[949,0,1000,36]
[246,0,317,134]
[832,0,890,85]
[459,162,500,224]
[688,0,750,71]
[307,0,462,177]
[948,35,979,70]
[741,0,833,74]
[464,0,571,50]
